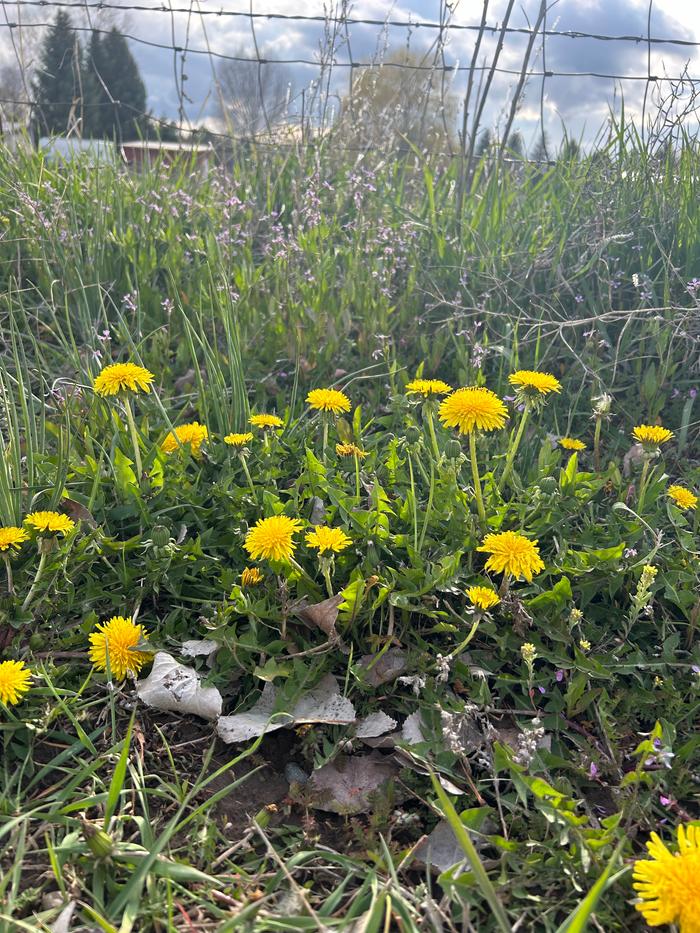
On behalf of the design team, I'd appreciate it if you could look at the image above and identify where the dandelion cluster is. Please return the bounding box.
[466,586,500,611]
[244,515,303,562]
[559,437,586,451]
[509,370,561,397]
[336,442,367,458]
[88,616,150,680]
[160,422,209,455]
[225,432,254,448]
[438,387,508,434]
[250,413,284,429]
[305,526,352,555]
[0,527,29,552]
[668,485,697,511]
[405,378,453,397]
[0,660,32,706]
[477,532,545,582]
[306,388,351,414]
[93,362,154,396]
[632,424,674,449]
[633,824,700,931]
[25,511,75,536]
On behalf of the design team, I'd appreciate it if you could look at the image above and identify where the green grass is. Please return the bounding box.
[0,129,699,931]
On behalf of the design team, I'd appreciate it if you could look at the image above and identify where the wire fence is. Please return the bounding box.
[0,0,698,166]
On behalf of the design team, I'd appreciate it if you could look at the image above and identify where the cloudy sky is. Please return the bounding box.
[3,0,699,145]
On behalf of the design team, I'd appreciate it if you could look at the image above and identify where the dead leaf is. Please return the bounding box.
[136,652,222,720]
[293,595,343,640]
[182,639,219,659]
[355,711,397,738]
[401,711,426,745]
[358,648,407,686]
[60,498,97,528]
[307,753,398,814]
[217,674,356,744]
[414,821,469,874]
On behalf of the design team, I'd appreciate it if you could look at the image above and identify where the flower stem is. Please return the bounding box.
[593,416,602,472]
[320,557,334,598]
[22,547,49,612]
[322,419,329,462]
[3,555,13,596]
[500,405,530,490]
[123,396,143,480]
[469,431,487,525]
[425,406,441,461]
[239,454,258,501]
[448,614,482,659]
[638,458,651,512]
[288,556,319,589]
[354,454,361,502]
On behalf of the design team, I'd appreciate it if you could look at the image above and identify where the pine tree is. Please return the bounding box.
[32,11,83,137]
[83,28,146,140]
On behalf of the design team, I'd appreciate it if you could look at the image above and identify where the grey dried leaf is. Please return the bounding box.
[355,711,397,738]
[308,496,326,525]
[401,711,426,745]
[293,594,343,639]
[358,648,407,686]
[414,821,471,874]
[307,753,399,814]
[217,674,356,744]
[137,652,222,721]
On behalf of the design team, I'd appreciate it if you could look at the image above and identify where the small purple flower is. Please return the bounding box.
[574,294,584,303]
[659,795,671,806]
[555,670,564,682]
[589,762,598,777]
[690,388,698,399]
[538,685,546,695]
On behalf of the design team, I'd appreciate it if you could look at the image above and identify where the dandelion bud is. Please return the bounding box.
[538,476,558,495]
[150,525,171,548]
[444,439,462,459]
[82,822,115,859]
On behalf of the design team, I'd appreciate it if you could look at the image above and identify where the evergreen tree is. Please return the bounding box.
[32,11,83,137]
[83,28,146,140]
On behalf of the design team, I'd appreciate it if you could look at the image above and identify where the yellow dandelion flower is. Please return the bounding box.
[477,531,545,582]
[225,432,254,448]
[244,515,303,562]
[509,370,562,396]
[467,586,500,611]
[336,443,367,459]
[559,437,586,451]
[249,414,284,429]
[406,378,453,397]
[93,362,154,397]
[306,388,351,415]
[88,616,150,681]
[668,485,698,511]
[632,425,674,448]
[579,639,591,652]
[160,422,208,456]
[0,660,32,706]
[633,823,700,931]
[0,526,29,552]
[438,387,508,434]
[25,511,75,536]
[305,526,352,555]
[241,566,264,587]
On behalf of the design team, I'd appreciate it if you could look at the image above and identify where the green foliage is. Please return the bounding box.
[0,137,698,931]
